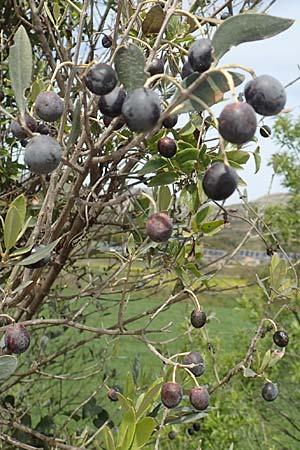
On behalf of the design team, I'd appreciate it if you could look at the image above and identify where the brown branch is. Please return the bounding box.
[0,419,84,450]
[28,0,65,94]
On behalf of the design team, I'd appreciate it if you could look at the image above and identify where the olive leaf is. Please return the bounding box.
[177,70,245,113]
[142,5,165,34]
[212,13,295,61]
[115,45,147,92]
[0,355,18,380]
[9,25,33,117]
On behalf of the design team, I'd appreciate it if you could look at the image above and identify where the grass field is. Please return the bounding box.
[14,263,299,450]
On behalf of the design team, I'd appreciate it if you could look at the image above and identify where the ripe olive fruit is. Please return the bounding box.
[202,162,238,201]
[5,324,30,354]
[273,330,289,347]
[161,382,183,409]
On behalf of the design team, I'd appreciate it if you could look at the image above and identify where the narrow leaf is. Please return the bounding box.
[10,194,26,224]
[117,393,134,413]
[4,206,22,251]
[125,371,135,400]
[175,148,199,165]
[179,70,245,113]
[253,147,261,174]
[115,45,147,92]
[9,245,33,258]
[0,355,18,380]
[18,238,61,266]
[16,216,32,243]
[213,13,295,61]
[102,425,115,450]
[270,254,286,291]
[9,26,33,116]
[127,233,135,256]
[158,185,172,212]
[201,220,224,236]
[139,157,167,176]
[136,378,163,419]
[131,417,156,449]
[191,206,213,232]
[117,405,136,450]
[226,150,250,165]
[142,5,165,35]
[166,411,208,425]
[260,349,272,373]
[148,171,178,187]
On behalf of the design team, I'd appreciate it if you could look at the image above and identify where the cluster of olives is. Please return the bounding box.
[160,351,209,413]
[260,329,289,402]
[11,91,64,175]
[10,32,286,206]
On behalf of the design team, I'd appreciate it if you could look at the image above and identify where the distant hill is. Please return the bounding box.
[202,192,291,253]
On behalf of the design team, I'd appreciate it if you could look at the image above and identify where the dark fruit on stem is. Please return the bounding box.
[262,382,278,401]
[168,431,177,440]
[193,422,200,432]
[11,114,38,139]
[183,351,205,377]
[102,34,112,48]
[260,125,271,138]
[5,324,30,354]
[202,162,238,201]
[107,386,122,402]
[191,309,206,328]
[188,427,195,436]
[181,60,194,80]
[273,330,289,347]
[188,38,213,73]
[162,115,178,129]
[158,137,177,158]
[35,91,64,122]
[24,135,61,174]
[218,102,257,144]
[189,387,210,410]
[147,58,164,76]
[0,91,4,102]
[98,87,126,118]
[85,63,117,95]
[122,87,160,132]
[146,212,173,243]
[26,245,51,269]
[161,382,183,408]
[36,123,50,135]
[244,75,286,116]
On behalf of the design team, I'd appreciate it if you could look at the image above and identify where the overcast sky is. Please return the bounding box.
[218,0,300,202]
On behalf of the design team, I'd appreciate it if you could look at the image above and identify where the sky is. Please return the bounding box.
[217,0,300,202]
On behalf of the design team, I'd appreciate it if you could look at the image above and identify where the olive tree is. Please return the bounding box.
[0,1,298,449]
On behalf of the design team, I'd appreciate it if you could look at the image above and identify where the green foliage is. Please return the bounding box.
[8,25,33,117]
[179,70,245,113]
[0,355,18,380]
[265,114,300,248]
[142,5,165,35]
[115,45,148,92]
[212,13,294,61]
